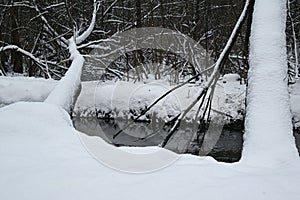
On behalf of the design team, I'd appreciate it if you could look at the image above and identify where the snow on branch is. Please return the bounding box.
[113,0,252,144]
[0,2,35,9]
[0,45,63,74]
[75,0,118,45]
[43,1,106,112]
[1,1,68,47]
[32,2,69,46]
[45,38,84,113]
[44,2,65,10]
[287,0,299,79]
[77,38,118,49]
[75,0,101,45]
[160,0,252,147]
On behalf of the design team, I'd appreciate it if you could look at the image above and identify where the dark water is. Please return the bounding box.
[73,117,245,162]
[294,128,300,155]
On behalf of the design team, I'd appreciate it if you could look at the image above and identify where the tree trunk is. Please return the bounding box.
[241,0,300,166]
[10,5,23,73]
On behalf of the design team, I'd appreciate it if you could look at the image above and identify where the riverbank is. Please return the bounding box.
[1,101,300,200]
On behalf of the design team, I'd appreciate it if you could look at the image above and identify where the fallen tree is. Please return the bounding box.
[112,0,254,147]
[44,0,101,113]
[240,0,300,166]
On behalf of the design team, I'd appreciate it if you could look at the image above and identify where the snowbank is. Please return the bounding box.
[222,73,241,83]
[1,102,300,200]
[0,75,246,122]
[74,78,246,123]
[0,74,300,128]
[0,76,57,107]
[1,75,299,131]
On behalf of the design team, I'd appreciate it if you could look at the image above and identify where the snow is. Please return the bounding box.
[2,74,299,132]
[1,0,300,198]
[290,81,300,128]
[0,76,57,107]
[0,74,246,122]
[242,0,300,166]
[0,45,59,74]
[1,102,300,199]
[45,38,84,113]
[75,1,100,45]
[223,74,246,119]
[76,80,185,120]
[4,74,300,129]
[73,78,245,123]
[222,73,241,83]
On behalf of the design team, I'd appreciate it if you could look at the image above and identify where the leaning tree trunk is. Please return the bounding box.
[241,0,300,166]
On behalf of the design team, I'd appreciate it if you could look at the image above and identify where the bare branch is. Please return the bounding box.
[160,0,253,147]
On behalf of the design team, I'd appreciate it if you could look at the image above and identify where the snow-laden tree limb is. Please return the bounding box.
[1,1,68,48]
[44,2,65,10]
[161,0,252,147]
[75,0,101,44]
[32,1,69,46]
[78,38,118,49]
[287,0,299,78]
[241,0,300,166]
[44,38,84,113]
[44,1,102,112]
[113,65,215,139]
[75,0,118,45]
[0,45,65,75]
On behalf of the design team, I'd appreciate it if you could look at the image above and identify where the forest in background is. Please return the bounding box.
[0,0,299,83]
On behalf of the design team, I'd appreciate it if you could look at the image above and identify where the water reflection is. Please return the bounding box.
[73,117,244,162]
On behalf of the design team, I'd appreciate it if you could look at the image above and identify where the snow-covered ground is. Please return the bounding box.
[1,75,300,128]
[1,37,300,199]
[73,74,246,123]
[1,101,300,200]
[0,74,246,123]
[1,0,300,198]
[0,76,57,107]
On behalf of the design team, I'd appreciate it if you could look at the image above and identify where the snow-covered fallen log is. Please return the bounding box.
[44,0,101,113]
[44,39,84,113]
[241,0,300,166]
